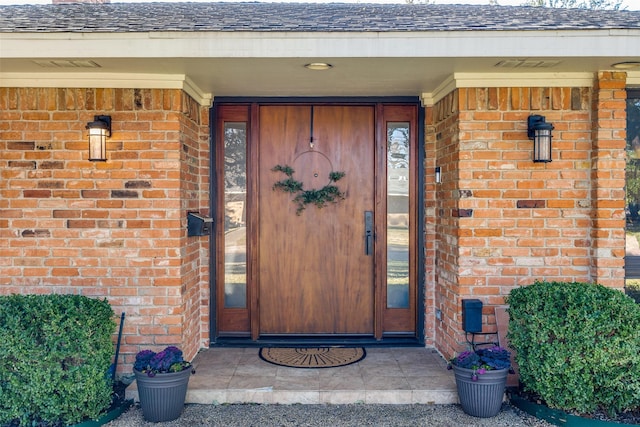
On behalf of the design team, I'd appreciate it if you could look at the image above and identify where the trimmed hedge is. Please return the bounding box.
[0,294,116,426]
[506,281,640,416]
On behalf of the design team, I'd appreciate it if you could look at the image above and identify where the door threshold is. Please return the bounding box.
[212,335,423,348]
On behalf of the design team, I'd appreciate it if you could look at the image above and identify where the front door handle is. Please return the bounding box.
[364,211,373,256]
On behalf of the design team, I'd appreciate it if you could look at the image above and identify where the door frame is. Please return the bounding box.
[209,97,425,346]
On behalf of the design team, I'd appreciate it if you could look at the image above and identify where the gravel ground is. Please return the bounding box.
[105,403,554,427]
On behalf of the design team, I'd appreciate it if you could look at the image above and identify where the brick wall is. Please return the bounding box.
[426,73,627,358]
[0,88,210,373]
[0,79,627,366]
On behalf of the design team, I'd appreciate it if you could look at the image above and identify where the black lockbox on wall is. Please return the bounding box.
[462,299,483,333]
[187,212,213,236]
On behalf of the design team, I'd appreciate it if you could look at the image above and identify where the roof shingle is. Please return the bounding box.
[1,2,640,33]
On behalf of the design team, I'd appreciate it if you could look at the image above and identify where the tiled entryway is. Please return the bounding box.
[126,347,458,405]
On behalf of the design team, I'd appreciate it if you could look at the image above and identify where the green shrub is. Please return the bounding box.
[0,294,116,426]
[506,281,640,415]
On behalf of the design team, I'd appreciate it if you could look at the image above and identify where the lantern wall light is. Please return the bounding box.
[435,166,441,183]
[527,115,554,163]
[86,115,111,162]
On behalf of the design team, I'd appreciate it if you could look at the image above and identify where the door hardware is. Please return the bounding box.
[364,210,374,255]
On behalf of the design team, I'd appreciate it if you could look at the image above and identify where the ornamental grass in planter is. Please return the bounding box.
[447,346,513,418]
[133,346,193,422]
[506,281,640,421]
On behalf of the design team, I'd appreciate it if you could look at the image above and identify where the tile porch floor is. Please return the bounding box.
[126,347,458,405]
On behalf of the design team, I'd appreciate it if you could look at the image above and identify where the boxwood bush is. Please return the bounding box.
[506,281,640,415]
[0,294,116,426]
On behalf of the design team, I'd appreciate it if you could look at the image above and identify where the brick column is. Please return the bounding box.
[590,72,627,289]
[423,106,437,346]
[430,90,463,358]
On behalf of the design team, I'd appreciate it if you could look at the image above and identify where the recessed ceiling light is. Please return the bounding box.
[612,61,640,70]
[304,62,333,71]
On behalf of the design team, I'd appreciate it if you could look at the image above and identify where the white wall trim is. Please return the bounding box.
[4,69,637,106]
[422,72,595,106]
[0,72,213,106]
[627,71,640,87]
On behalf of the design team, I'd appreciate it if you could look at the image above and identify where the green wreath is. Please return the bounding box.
[272,164,346,215]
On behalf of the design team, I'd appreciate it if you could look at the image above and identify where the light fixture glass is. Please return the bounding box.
[304,62,333,71]
[527,115,553,163]
[612,61,640,70]
[435,166,441,183]
[86,115,111,162]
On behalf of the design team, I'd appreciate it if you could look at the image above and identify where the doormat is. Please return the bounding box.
[259,347,366,368]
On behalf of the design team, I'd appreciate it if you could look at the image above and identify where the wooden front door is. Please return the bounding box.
[214,101,419,342]
[258,105,375,334]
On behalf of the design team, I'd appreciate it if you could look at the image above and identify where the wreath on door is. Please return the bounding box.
[272,164,346,215]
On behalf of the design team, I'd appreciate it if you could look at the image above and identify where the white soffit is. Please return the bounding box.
[1,29,638,101]
[422,72,595,106]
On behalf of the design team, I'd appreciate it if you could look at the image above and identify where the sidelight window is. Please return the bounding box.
[386,122,410,309]
[223,122,247,308]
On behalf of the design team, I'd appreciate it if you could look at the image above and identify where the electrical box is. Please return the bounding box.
[187,212,213,237]
[462,299,483,333]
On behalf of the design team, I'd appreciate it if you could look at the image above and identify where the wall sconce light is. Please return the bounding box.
[435,166,441,183]
[86,115,111,161]
[527,115,554,163]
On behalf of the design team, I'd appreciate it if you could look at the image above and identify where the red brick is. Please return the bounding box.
[23,190,51,198]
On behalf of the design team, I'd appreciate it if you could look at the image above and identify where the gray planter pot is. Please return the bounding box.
[452,365,508,418]
[134,368,191,422]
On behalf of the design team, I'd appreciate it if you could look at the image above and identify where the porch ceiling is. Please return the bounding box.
[1,30,640,104]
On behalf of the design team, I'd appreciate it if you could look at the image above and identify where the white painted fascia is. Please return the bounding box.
[422,72,595,106]
[0,72,212,106]
[2,29,639,59]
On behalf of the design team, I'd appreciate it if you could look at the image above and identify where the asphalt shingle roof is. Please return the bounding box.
[0,2,639,33]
